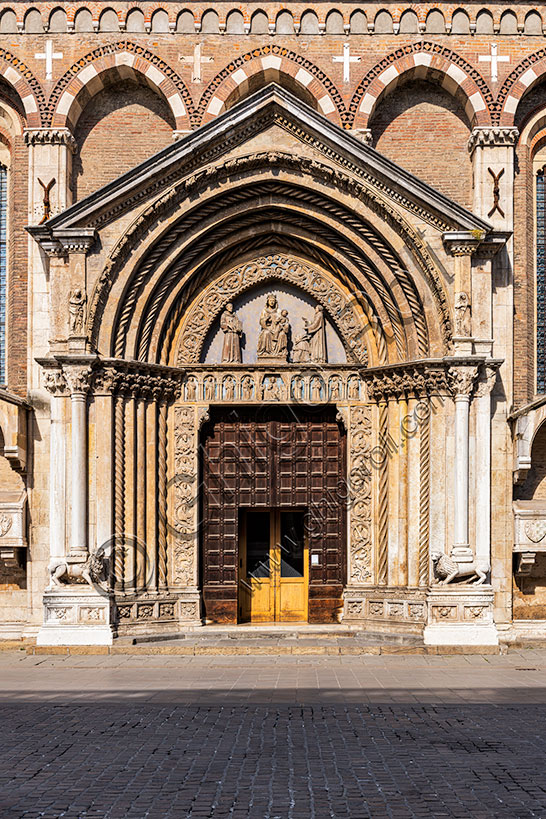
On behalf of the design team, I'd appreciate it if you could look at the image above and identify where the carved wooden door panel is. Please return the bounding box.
[201,406,346,624]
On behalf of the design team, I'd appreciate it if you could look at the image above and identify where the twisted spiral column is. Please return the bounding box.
[157,401,168,589]
[377,400,389,585]
[114,394,125,591]
[418,405,431,586]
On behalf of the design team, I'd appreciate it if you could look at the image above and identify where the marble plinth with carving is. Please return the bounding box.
[36,587,113,646]
[424,586,498,646]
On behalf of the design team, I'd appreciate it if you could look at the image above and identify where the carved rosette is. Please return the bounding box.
[172,405,198,587]
[348,405,373,584]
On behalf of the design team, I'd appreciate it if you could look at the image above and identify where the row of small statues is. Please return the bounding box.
[184,374,362,402]
[221,295,327,364]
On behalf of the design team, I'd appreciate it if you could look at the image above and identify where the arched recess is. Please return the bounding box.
[368,77,473,208]
[88,157,451,369]
[197,47,346,127]
[498,53,546,128]
[49,44,192,132]
[350,44,492,130]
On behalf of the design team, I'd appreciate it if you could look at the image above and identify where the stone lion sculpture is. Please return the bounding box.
[47,551,106,589]
[431,551,489,585]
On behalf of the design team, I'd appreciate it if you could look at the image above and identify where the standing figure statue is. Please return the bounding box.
[220,303,243,363]
[303,305,327,363]
[454,292,471,337]
[69,289,86,335]
[257,295,290,362]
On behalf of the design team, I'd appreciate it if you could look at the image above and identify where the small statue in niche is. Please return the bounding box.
[224,377,235,401]
[310,378,323,402]
[292,375,305,401]
[204,377,215,401]
[303,305,327,363]
[185,377,197,402]
[69,288,86,335]
[220,303,243,363]
[330,377,341,401]
[262,376,280,401]
[241,377,254,401]
[348,377,360,401]
[454,292,471,337]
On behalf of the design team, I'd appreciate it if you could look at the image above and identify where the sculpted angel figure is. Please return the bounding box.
[220,303,243,363]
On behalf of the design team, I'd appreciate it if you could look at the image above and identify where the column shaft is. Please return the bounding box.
[453,396,470,553]
[70,392,87,555]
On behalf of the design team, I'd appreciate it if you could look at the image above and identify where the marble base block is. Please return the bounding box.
[36,587,113,646]
[424,585,498,646]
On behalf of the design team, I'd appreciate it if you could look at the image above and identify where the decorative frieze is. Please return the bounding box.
[362,362,451,402]
[172,405,198,588]
[424,586,497,646]
[348,405,373,584]
[343,587,427,630]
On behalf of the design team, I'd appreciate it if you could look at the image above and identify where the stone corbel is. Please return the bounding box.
[442,230,510,259]
[27,226,97,257]
[509,397,546,484]
[513,501,546,575]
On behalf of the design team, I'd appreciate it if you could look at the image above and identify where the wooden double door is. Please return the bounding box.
[239,509,309,622]
[201,406,347,624]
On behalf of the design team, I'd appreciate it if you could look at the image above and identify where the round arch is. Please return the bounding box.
[49,43,192,131]
[87,156,451,369]
[350,43,492,130]
[197,46,346,127]
[498,51,546,127]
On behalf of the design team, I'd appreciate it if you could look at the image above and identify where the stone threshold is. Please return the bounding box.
[24,643,502,656]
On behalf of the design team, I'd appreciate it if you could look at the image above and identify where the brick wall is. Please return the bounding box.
[370,81,472,209]
[73,80,176,201]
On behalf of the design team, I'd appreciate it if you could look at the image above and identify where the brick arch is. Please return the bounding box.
[350,42,492,130]
[197,45,347,127]
[48,41,193,130]
[0,50,44,128]
[497,52,546,127]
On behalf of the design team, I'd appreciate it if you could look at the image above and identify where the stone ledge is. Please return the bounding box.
[24,643,502,656]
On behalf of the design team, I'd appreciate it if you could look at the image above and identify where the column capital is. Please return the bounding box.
[474,361,501,398]
[467,126,519,154]
[42,368,68,396]
[24,128,77,154]
[447,364,480,398]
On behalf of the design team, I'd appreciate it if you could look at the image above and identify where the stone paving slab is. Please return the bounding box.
[1,651,546,817]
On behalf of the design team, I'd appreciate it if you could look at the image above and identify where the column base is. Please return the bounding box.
[424,585,498,646]
[37,587,113,646]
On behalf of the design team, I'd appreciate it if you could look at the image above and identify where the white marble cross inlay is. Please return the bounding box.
[180,44,214,84]
[35,40,63,81]
[332,43,361,84]
[478,43,509,83]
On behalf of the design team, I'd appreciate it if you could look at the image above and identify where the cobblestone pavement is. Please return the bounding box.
[1,651,546,818]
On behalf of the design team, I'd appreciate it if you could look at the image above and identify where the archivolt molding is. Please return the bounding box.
[48,40,193,130]
[197,45,347,127]
[174,253,370,366]
[0,49,45,128]
[88,151,451,358]
[497,49,546,126]
[349,42,492,130]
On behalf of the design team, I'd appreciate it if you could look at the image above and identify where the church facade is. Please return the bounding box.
[0,2,544,644]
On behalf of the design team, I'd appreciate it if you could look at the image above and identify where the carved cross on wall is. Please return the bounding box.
[488,167,505,218]
[35,40,63,81]
[37,177,56,224]
[179,44,214,83]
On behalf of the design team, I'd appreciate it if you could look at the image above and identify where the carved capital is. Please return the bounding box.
[474,363,499,398]
[63,365,93,396]
[467,126,519,154]
[24,128,78,154]
[43,368,68,396]
[447,365,479,398]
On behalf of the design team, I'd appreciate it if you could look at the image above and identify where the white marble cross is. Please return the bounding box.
[333,43,361,84]
[35,40,63,81]
[180,44,214,84]
[478,43,509,83]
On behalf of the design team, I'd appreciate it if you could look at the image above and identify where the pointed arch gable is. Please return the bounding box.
[48,42,193,131]
[350,43,492,130]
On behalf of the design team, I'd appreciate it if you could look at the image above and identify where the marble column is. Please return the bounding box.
[448,365,479,563]
[64,365,92,559]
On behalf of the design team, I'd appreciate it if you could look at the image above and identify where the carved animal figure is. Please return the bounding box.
[431,550,489,585]
[47,551,105,589]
